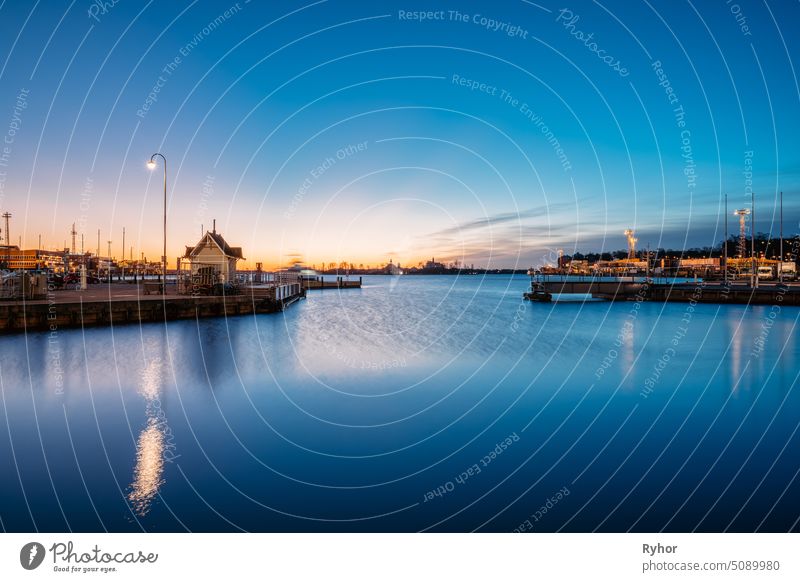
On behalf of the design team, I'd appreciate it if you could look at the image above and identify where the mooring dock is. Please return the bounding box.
[523,276,800,305]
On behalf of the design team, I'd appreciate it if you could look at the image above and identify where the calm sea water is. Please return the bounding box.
[1,275,799,532]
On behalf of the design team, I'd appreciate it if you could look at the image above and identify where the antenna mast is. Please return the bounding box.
[624,229,637,259]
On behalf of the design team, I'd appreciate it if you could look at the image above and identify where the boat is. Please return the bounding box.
[523,275,552,302]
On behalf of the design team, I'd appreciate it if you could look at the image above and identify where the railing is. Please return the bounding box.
[531,274,704,285]
[231,271,305,286]
[175,263,307,296]
[0,272,48,299]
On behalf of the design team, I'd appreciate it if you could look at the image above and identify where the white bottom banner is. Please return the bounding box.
[1,533,796,581]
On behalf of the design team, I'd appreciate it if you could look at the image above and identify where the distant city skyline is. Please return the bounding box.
[0,1,797,268]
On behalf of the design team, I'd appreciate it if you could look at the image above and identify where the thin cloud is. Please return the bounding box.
[424,202,575,238]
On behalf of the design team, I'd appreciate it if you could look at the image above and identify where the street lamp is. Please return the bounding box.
[147,153,167,294]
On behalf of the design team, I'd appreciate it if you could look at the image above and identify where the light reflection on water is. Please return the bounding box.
[127,354,169,517]
[128,420,165,516]
[0,275,799,532]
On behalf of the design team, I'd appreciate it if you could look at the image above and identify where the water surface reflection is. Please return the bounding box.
[0,275,798,532]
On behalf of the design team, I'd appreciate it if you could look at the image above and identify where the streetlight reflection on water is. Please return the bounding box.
[128,355,175,517]
[128,419,166,517]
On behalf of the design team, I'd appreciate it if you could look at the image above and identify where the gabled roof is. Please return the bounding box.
[183,231,244,260]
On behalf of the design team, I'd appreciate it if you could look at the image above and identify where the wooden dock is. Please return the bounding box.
[524,276,800,306]
[0,283,305,334]
[302,276,362,290]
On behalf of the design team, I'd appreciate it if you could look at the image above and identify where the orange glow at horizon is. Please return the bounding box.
[8,183,581,270]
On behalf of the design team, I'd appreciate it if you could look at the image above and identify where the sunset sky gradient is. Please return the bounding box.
[0,0,798,268]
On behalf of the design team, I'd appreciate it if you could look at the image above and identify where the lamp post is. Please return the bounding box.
[751,191,757,288]
[147,153,167,294]
[2,212,11,268]
[724,194,728,285]
[779,191,783,282]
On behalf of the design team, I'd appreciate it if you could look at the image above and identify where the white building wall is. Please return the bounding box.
[190,243,236,280]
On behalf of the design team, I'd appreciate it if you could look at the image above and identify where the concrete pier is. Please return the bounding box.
[524,276,800,305]
[0,284,305,334]
[647,282,800,305]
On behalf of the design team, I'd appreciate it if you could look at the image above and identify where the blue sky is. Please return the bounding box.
[0,0,798,268]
